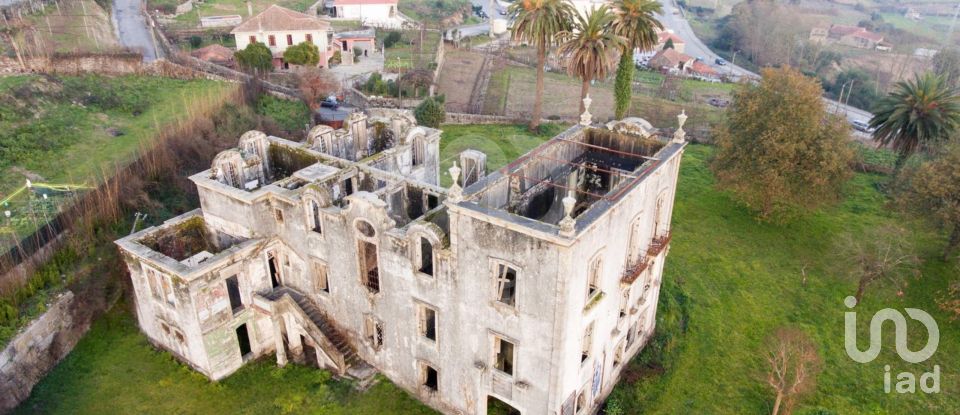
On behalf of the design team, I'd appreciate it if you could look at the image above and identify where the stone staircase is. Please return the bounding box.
[264,287,362,370]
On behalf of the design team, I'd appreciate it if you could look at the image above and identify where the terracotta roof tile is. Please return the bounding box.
[231,5,330,33]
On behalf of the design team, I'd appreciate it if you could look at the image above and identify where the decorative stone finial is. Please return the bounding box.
[558,195,577,237]
[673,110,688,143]
[448,162,463,203]
[579,94,593,126]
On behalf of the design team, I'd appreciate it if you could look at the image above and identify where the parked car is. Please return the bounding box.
[715,58,726,66]
[321,97,340,109]
[851,120,874,133]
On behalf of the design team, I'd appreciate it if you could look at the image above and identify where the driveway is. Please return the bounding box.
[656,0,874,125]
[112,0,159,62]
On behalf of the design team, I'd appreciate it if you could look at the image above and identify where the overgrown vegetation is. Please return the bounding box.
[414,95,446,128]
[255,95,311,137]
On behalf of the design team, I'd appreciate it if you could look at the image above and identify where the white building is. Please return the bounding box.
[116,106,688,415]
[323,0,405,28]
[231,5,335,69]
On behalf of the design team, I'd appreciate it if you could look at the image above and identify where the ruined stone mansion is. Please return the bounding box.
[116,105,688,415]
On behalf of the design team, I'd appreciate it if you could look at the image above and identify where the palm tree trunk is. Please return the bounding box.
[944,223,960,261]
[531,44,546,132]
[579,78,591,114]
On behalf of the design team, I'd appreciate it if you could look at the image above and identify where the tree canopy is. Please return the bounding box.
[558,6,624,114]
[610,0,663,119]
[414,95,446,128]
[710,66,853,221]
[283,42,321,67]
[896,143,960,259]
[235,42,273,74]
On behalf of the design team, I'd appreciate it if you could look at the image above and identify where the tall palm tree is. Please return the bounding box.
[559,6,625,114]
[509,0,575,131]
[610,0,663,119]
[870,73,960,171]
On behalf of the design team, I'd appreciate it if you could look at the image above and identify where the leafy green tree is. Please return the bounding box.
[611,0,663,119]
[869,73,960,171]
[509,0,575,131]
[829,68,879,112]
[896,144,960,259]
[384,31,402,48]
[235,42,273,75]
[711,67,853,221]
[558,6,624,114]
[414,95,446,128]
[189,36,202,48]
[283,42,320,67]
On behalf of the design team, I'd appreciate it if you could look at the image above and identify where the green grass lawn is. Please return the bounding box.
[611,144,960,414]
[437,123,565,186]
[153,0,316,29]
[0,75,237,250]
[15,309,438,415]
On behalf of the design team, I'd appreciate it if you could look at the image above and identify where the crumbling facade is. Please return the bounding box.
[116,106,688,415]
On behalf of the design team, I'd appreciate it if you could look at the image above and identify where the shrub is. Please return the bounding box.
[235,42,273,74]
[283,42,321,67]
[384,31,402,48]
[414,95,446,128]
[189,36,202,48]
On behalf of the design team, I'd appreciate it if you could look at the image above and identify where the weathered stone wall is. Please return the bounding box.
[0,291,88,413]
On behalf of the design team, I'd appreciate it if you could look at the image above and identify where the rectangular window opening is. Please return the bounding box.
[226,275,242,312]
[494,337,515,376]
[236,323,252,357]
[268,35,276,46]
[422,364,438,391]
[420,306,437,341]
[495,263,517,307]
[359,240,379,293]
[314,262,329,293]
[419,237,433,276]
[268,254,281,288]
[286,34,293,46]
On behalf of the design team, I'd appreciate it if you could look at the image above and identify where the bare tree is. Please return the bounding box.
[840,225,921,303]
[765,327,821,415]
[298,68,339,110]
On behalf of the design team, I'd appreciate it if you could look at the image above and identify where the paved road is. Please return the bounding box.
[112,0,159,62]
[656,0,874,125]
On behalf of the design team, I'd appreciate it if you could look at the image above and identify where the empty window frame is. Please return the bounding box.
[418,237,433,276]
[314,261,329,293]
[308,200,323,234]
[268,254,281,288]
[418,304,437,341]
[274,208,284,223]
[493,336,516,376]
[575,388,588,414]
[619,289,629,319]
[494,262,517,307]
[614,340,625,367]
[412,137,425,166]
[420,362,439,391]
[586,255,601,302]
[226,275,242,312]
[236,323,252,357]
[581,322,594,363]
[365,315,383,350]
[359,240,380,293]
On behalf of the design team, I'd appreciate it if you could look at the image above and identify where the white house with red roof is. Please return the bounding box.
[231,5,335,69]
[323,0,405,28]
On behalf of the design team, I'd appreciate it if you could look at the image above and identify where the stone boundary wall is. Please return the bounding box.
[345,87,424,109]
[0,291,89,413]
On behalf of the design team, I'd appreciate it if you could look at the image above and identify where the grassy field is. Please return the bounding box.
[0,75,237,249]
[398,0,478,27]
[610,144,960,414]
[479,65,728,133]
[15,309,438,415]
[22,0,119,53]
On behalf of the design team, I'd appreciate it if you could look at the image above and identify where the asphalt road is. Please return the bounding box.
[655,0,874,125]
[112,0,159,62]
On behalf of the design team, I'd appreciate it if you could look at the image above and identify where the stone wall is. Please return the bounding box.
[0,291,90,413]
[444,112,578,125]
